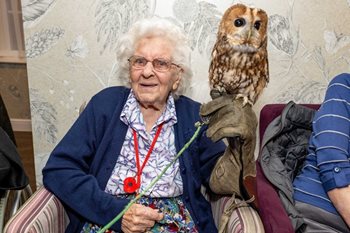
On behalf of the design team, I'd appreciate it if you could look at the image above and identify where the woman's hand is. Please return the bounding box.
[121,203,163,233]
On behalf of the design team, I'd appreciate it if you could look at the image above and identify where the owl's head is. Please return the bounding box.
[218,4,268,52]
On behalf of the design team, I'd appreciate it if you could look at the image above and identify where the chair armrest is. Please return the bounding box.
[3,186,69,233]
[226,198,264,233]
[1,190,10,232]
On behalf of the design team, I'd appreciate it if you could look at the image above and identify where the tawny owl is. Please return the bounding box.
[209,4,269,106]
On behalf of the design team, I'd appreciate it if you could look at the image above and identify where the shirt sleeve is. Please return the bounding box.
[314,74,350,192]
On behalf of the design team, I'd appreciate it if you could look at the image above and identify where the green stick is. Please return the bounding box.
[97,122,203,233]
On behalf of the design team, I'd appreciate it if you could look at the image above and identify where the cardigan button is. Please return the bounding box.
[181,168,186,174]
[334,167,341,173]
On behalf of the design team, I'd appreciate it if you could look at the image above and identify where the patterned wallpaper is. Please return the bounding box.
[20,0,350,186]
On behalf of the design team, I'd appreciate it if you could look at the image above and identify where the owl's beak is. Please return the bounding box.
[247,29,252,40]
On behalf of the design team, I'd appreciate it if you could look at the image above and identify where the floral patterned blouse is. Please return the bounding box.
[104,90,183,197]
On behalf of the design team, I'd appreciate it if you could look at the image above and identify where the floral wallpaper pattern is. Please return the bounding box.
[20,0,350,186]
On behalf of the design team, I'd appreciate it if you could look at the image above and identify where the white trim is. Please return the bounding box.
[10,118,32,132]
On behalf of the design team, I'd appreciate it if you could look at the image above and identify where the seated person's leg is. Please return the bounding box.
[295,201,349,233]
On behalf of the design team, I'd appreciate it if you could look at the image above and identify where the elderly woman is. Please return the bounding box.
[43,17,227,233]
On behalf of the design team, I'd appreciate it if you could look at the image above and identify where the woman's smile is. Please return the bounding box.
[139,83,158,88]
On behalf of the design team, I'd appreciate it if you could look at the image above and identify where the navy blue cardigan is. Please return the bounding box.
[43,87,226,233]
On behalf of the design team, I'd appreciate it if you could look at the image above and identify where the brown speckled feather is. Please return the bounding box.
[209,4,269,105]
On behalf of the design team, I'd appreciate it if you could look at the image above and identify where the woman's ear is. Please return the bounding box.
[172,70,182,91]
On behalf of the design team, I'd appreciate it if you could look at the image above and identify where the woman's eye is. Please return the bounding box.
[155,59,168,67]
[135,58,146,65]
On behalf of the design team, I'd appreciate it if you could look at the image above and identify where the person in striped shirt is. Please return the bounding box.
[293,73,350,232]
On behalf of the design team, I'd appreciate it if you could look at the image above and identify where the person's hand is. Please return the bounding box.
[200,95,258,202]
[121,203,163,233]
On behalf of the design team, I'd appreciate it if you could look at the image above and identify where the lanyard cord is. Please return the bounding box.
[97,122,204,233]
[133,122,164,191]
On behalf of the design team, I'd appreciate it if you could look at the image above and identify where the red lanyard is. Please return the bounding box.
[123,122,164,194]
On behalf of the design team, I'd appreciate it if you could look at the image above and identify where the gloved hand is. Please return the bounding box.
[200,95,258,200]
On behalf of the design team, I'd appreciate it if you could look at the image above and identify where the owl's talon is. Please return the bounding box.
[200,115,211,125]
[234,94,253,107]
[210,89,224,99]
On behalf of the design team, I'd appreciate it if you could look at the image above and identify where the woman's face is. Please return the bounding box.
[129,36,182,110]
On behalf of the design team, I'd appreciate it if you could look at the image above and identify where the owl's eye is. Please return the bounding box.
[234,18,245,27]
[254,21,261,30]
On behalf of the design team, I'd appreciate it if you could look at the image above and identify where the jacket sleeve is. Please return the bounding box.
[0,94,16,144]
[42,93,128,231]
[197,124,226,186]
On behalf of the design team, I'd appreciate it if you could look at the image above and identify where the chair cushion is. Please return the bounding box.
[211,195,264,232]
[4,186,69,233]
[227,200,264,233]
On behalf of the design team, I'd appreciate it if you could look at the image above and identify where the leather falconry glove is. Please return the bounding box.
[200,95,258,202]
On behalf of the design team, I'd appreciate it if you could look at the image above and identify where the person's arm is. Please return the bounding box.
[314,74,350,226]
[197,123,226,186]
[328,186,350,227]
[199,96,259,206]
[43,90,129,231]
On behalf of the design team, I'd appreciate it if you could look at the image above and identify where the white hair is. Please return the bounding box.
[115,17,193,98]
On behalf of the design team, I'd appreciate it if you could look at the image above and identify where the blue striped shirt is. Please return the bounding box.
[293,73,350,214]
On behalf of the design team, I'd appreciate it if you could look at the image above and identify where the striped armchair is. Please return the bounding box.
[3,187,68,233]
[3,186,263,233]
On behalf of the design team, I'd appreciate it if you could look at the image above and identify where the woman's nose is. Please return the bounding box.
[141,61,155,78]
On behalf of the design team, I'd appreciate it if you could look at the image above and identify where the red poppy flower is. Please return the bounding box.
[123,177,139,193]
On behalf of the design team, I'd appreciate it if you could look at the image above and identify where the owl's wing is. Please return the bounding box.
[209,38,219,74]
[209,36,229,74]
